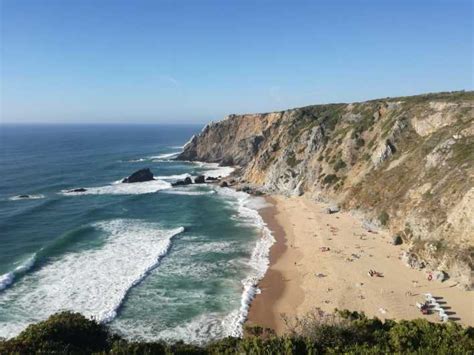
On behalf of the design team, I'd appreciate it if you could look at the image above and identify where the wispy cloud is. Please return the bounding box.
[160,75,180,87]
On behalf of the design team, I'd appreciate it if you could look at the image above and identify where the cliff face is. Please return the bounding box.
[178,91,474,289]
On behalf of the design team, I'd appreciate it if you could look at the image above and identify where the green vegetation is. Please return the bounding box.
[286,151,301,168]
[450,138,474,166]
[367,137,376,149]
[351,111,376,139]
[1,311,472,354]
[390,90,473,104]
[355,137,365,148]
[323,174,339,185]
[378,210,390,226]
[333,158,347,172]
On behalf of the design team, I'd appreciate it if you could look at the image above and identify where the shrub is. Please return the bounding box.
[323,174,339,185]
[356,137,365,148]
[286,152,301,168]
[378,211,390,226]
[334,159,347,172]
[0,312,110,353]
[1,310,473,354]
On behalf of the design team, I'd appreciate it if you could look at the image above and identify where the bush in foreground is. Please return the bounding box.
[0,310,473,354]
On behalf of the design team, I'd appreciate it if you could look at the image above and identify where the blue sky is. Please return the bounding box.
[1,0,472,124]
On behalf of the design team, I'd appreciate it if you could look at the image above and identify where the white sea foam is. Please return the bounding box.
[185,241,237,255]
[155,173,192,180]
[0,220,184,339]
[150,151,181,160]
[161,187,216,196]
[126,158,147,163]
[157,312,231,344]
[61,179,171,196]
[182,135,196,150]
[109,190,273,343]
[112,311,228,344]
[196,162,235,178]
[216,188,275,337]
[9,194,45,201]
[0,254,37,292]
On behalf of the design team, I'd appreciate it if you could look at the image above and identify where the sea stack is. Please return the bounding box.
[122,168,154,183]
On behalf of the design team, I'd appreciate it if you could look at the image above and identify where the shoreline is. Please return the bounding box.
[247,194,474,333]
[247,195,304,333]
[246,197,287,331]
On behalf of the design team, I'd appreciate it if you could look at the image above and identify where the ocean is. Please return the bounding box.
[0,124,273,343]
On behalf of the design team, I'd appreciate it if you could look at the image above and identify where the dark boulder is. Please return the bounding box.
[68,188,87,193]
[194,175,205,184]
[206,176,218,181]
[241,186,251,193]
[171,177,193,187]
[122,168,154,183]
[392,234,403,245]
[220,181,229,188]
[18,194,31,198]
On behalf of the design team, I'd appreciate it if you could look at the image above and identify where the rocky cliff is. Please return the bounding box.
[178,91,474,289]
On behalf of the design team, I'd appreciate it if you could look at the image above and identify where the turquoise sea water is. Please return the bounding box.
[0,124,273,342]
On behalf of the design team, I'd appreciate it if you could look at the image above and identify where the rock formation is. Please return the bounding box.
[67,188,87,193]
[194,175,206,184]
[171,177,193,186]
[122,168,154,183]
[178,91,474,289]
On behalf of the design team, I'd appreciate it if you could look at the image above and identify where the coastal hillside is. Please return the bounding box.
[178,91,474,289]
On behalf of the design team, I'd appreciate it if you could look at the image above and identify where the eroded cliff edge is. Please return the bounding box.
[178,91,474,289]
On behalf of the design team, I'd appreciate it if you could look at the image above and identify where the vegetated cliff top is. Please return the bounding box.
[1,311,473,353]
[179,90,474,289]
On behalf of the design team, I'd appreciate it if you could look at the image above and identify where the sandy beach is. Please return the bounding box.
[247,195,474,333]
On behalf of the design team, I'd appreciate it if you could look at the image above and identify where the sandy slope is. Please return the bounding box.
[247,195,473,334]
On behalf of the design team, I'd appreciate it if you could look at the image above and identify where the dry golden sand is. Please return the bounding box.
[247,195,474,334]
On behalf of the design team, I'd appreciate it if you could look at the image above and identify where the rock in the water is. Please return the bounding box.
[220,181,229,188]
[122,168,154,183]
[194,175,205,184]
[392,234,403,245]
[68,188,87,193]
[18,194,31,198]
[171,180,185,186]
[326,206,340,214]
[240,186,251,193]
[206,176,218,181]
[171,177,193,187]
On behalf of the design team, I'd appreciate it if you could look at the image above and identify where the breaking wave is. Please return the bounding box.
[216,188,275,337]
[0,220,184,339]
[9,194,45,201]
[61,179,171,196]
[0,254,37,293]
